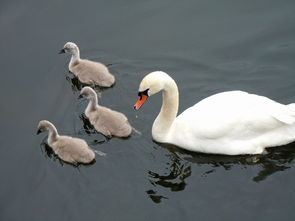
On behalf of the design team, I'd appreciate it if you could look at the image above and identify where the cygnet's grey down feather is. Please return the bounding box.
[60,42,115,87]
[80,87,132,137]
[37,120,95,164]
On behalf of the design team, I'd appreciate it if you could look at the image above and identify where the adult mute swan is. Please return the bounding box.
[59,42,115,87]
[80,87,132,137]
[37,120,95,164]
[134,71,295,155]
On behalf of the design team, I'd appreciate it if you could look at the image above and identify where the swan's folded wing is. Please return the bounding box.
[174,91,295,140]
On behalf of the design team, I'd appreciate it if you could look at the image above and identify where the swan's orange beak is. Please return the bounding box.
[134,94,148,110]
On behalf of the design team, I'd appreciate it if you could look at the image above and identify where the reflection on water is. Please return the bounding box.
[146,190,168,204]
[147,144,192,203]
[66,74,84,92]
[184,143,295,182]
[79,113,96,135]
[147,142,295,203]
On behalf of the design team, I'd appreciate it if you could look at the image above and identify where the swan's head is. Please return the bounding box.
[59,42,79,55]
[37,120,52,134]
[134,71,171,110]
[79,86,97,100]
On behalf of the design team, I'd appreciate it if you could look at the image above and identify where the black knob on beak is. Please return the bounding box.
[37,129,42,135]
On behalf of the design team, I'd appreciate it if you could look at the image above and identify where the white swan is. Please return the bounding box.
[59,42,115,87]
[37,120,95,164]
[134,71,295,155]
[80,87,132,137]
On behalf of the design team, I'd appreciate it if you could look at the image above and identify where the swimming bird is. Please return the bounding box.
[80,86,132,137]
[134,71,295,155]
[37,120,95,164]
[59,42,115,87]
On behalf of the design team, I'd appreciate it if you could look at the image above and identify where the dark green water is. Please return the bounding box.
[1,0,295,220]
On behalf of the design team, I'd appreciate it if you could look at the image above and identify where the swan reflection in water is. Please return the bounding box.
[147,142,295,203]
[146,147,191,203]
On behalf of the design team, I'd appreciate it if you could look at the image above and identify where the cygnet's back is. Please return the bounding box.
[80,87,132,137]
[37,120,95,164]
[53,136,95,164]
[89,105,132,137]
[72,59,115,87]
[59,42,115,87]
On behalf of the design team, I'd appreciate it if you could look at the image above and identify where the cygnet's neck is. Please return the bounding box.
[86,94,98,113]
[69,47,80,66]
[46,122,59,144]
[152,79,179,142]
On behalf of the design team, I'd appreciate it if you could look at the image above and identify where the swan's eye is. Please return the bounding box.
[138,88,149,100]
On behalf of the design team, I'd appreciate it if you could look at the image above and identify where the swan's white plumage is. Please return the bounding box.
[37,120,95,164]
[136,71,295,155]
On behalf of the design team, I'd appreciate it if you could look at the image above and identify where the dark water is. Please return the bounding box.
[1,0,295,220]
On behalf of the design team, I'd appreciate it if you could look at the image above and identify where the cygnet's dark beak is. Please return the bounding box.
[58,49,65,54]
[37,129,42,135]
[78,94,84,99]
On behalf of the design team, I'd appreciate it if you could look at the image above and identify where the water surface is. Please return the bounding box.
[1,0,295,220]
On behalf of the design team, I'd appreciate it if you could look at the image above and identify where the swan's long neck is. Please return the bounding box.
[47,122,59,144]
[69,47,80,67]
[86,95,98,113]
[152,79,179,142]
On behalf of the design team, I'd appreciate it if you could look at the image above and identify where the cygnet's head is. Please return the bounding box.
[59,42,79,55]
[79,87,97,100]
[37,120,53,134]
[134,71,172,110]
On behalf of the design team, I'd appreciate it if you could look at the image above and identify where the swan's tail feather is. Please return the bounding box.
[272,112,295,124]
[94,150,106,157]
[270,103,295,125]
